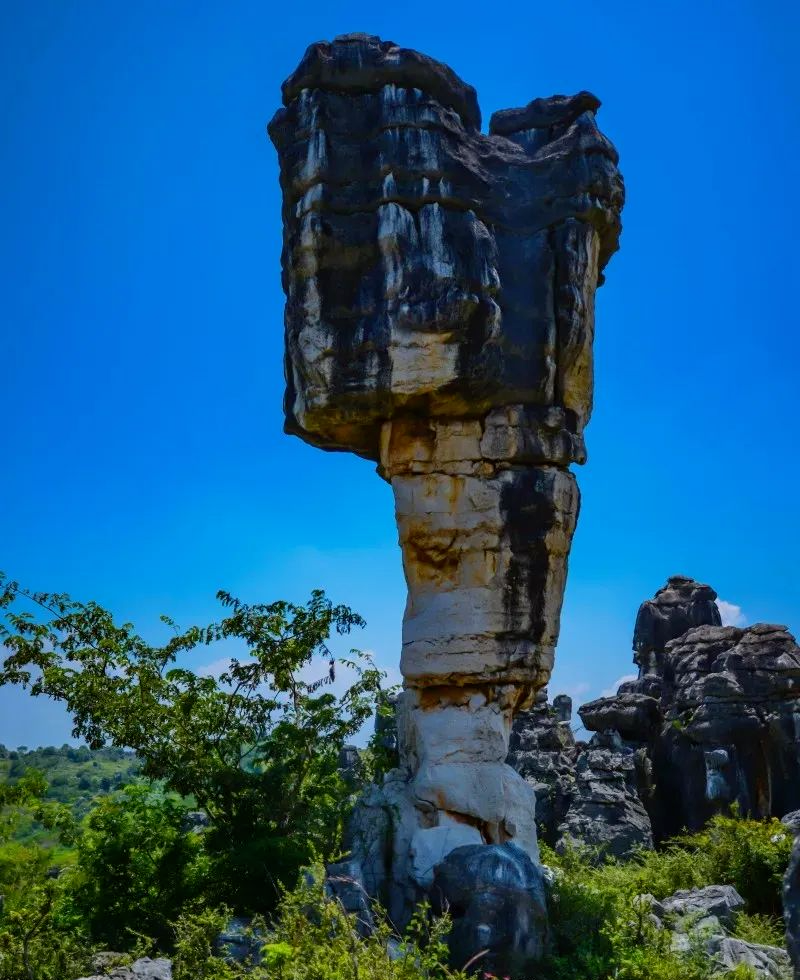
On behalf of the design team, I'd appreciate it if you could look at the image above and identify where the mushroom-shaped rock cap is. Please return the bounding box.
[269,36,624,460]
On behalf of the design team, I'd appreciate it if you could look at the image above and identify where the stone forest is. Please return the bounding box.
[0,28,798,980]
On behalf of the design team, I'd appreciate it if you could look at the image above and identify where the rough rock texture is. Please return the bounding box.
[786,836,800,980]
[556,731,653,859]
[580,577,800,839]
[431,843,548,975]
[652,884,745,930]
[269,32,623,969]
[76,958,173,980]
[507,689,577,844]
[644,887,791,979]
[633,575,721,678]
[707,937,792,980]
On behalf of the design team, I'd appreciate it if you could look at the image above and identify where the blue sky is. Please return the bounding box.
[1,0,798,747]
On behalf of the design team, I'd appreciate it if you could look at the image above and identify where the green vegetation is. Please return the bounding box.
[0,575,383,913]
[539,813,793,980]
[0,744,138,846]
[169,877,466,980]
[0,574,793,979]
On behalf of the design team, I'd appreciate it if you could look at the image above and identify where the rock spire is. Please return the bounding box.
[269,33,624,969]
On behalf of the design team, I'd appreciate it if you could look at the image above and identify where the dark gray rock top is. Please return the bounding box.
[633,575,721,670]
[279,33,481,131]
[579,692,662,739]
[268,33,624,459]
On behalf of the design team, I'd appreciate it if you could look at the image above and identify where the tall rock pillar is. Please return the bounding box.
[268,33,623,970]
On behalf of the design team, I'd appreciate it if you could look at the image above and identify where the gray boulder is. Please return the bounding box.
[656,884,745,930]
[707,936,792,979]
[76,958,173,980]
[431,843,548,978]
[326,858,375,936]
[215,916,264,964]
[782,811,800,837]
[181,810,210,833]
[643,887,790,979]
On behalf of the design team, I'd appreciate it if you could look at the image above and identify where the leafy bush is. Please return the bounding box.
[730,912,786,948]
[0,775,91,980]
[171,871,466,980]
[539,814,793,980]
[0,577,384,913]
[66,784,209,948]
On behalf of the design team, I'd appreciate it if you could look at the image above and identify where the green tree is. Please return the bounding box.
[67,785,207,948]
[0,771,89,980]
[0,576,383,912]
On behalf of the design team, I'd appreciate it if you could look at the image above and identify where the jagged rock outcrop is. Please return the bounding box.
[507,689,577,844]
[269,32,623,970]
[633,575,721,679]
[580,577,800,839]
[556,730,653,859]
[507,689,653,858]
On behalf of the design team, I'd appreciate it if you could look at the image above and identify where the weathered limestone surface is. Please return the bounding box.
[76,959,172,980]
[556,730,654,859]
[507,689,578,844]
[269,33,623,969]
[580,577,800,839]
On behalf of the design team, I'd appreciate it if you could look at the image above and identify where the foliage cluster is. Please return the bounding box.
[0,576,383,913]
[539,813,793,980]
[0,744,139,847]
[170,873,465,980]
[0,575,794,980]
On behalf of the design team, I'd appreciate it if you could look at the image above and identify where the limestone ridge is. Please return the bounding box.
[269,33,624,962]
[509,578,800,860]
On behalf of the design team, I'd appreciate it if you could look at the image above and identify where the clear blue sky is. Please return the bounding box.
[1,0,798,747]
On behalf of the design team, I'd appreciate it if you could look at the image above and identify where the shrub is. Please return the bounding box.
[730,912,786,948]
[66,784,209,948]
[0,578,384,914]
[172,871,466,980]
[539,815,793,980]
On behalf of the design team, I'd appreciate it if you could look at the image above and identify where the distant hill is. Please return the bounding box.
[0,744,140,843]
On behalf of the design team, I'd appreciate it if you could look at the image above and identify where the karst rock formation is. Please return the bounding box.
[268,33,624,970]
[578,576,800,840]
